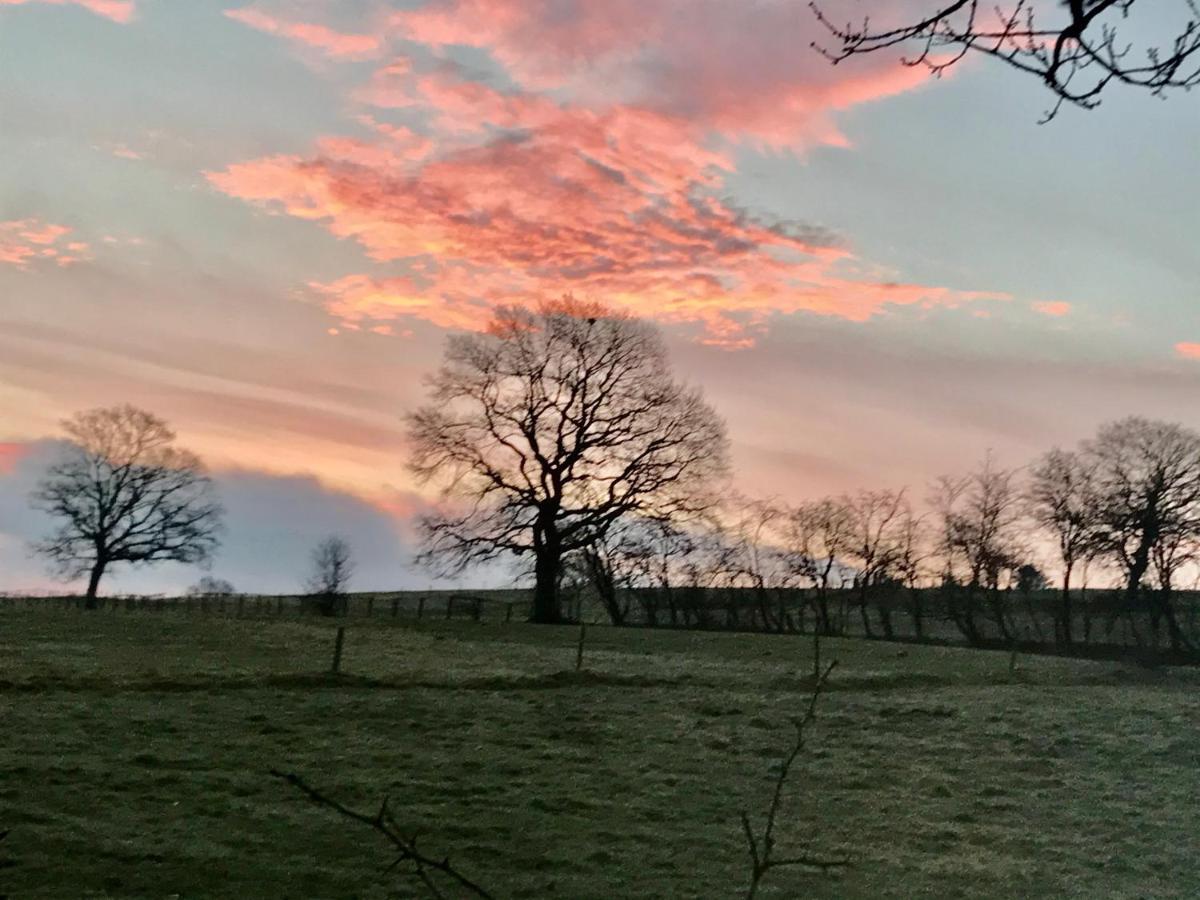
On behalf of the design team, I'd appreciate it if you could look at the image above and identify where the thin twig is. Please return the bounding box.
[270,770,496,900]
[741,660,849,899]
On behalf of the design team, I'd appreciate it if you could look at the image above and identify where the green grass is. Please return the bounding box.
[1,608,1197,898]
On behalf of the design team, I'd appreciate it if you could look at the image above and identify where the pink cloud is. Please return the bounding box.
[0,442,30,475]
[1175,342,1200,360]
[1032,300,1072,317]
[0,220,91,269]
[386,0,939,148]
[0,0,134,22]
[207,2,1004,345]
[224,7,382,60]
[209,79,1001,346]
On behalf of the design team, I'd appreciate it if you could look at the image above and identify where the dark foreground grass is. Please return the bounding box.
[1,609,1197,898]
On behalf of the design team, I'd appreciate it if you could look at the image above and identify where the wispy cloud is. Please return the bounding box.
[224,6,383,60]
[1175,342,1200,360]
[0,0,135,23]
[1032,300,1072,317]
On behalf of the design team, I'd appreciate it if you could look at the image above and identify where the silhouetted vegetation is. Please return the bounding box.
[811,0,1200,120]
[304,536,354,617]
[31,405,223,608]
[408,297,729,624]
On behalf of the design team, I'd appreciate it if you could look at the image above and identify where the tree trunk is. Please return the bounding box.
[908,586,925,639]
[1154,588,1194,654]
[877,597,895,640]
[84,559,106,610]
[858,584,875,638]
[531,544,563,624]
[1059,564,1073,646]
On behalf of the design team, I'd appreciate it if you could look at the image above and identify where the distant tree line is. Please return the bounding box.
[554,421,1200,658]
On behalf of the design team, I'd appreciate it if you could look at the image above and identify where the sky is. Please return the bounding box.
[1,0,1198,593]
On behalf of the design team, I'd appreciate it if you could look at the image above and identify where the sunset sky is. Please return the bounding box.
[1,0,1198,593]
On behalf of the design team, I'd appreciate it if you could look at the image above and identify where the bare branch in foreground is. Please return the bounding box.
[270,769,495,899]
[740,660,849,900]
[0,828,14,900]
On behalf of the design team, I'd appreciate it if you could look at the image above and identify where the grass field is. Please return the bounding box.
[1,607,1197,898]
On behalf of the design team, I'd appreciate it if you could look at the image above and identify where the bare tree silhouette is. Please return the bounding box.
[1083,417,1200,652]
[31,405,222,608]
[306,536,355,617]
[1027,448,1100,646]
[408,297,729,624]
[811,1,1200,119]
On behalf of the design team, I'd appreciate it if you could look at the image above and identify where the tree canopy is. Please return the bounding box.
[32,405,222,607]
[407,297,730,623]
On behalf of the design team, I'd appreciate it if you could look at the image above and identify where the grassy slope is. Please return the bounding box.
[0,609,1197,899]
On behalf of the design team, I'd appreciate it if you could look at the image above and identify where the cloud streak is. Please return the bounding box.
[224,6,383,60]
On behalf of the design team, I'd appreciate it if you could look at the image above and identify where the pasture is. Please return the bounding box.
[1,604,1197,898]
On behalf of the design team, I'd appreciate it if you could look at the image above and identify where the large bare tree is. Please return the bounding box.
[1082,417,1200,651]
[408,298,730,624]
[811,1,1200,119]
[31,405,223,608]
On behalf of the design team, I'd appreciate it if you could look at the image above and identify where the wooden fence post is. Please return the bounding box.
[445,597,453,620]
[331,626,346,675]
[505,603,513,624]
[417,596,425,619]
[367,597,374,618]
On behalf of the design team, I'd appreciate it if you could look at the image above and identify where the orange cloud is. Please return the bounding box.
[0,0,134,22]
[0,220,91,269]
[224,7,382,60]
[1175,342,1200,360]
[1032,300,1072,317]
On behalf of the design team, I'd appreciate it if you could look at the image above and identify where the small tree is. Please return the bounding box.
[843,489,907,639]
[1027,448,1099,646]
[786,498,854,635]
[306,537,354,617]
[893,507,929,639]
[931,455,1024,644]
[31,405,222,608]
[188,576,237,599]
